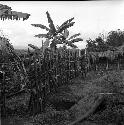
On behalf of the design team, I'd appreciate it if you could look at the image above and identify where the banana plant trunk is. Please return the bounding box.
[28,55,42,115]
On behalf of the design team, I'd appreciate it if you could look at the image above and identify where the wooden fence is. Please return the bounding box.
[25,48,82,87]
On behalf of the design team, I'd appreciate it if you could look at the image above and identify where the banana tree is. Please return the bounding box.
[28,11,84,114]
[0,4,30,20]
[30,10,83,84]
[57,29,83,48]
[29,11,78,85]
[31,11,75,50]
[29,11,83,79]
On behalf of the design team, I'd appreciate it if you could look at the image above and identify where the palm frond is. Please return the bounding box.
[68,33,81,40]
[31,24,50,31]
[57,22,75,33]
[46,11,56,34]
[60,17,74,28]
[69,38,83,43]
[35,34,49,38]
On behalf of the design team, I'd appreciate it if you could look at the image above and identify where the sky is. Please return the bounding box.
[0,1,124,49]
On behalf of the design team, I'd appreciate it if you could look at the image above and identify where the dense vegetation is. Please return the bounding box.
[1,3,124,125]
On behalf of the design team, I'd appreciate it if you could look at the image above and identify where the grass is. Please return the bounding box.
[2,69,124,125]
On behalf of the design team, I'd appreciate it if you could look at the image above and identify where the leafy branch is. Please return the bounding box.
[0,4,30,21]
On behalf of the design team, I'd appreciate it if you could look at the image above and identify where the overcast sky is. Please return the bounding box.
[0,1,124,49]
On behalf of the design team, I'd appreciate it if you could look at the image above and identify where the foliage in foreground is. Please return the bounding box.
[22,70,124,125]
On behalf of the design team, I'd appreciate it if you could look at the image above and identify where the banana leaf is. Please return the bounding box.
[68,33,81,40]
[35,34,49,38]
[67,43,78,48]
[57,22,75,33]
[46,11,56,35]
[60,17,74,28]
[31,24,50,31]
[69,38,83,43]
